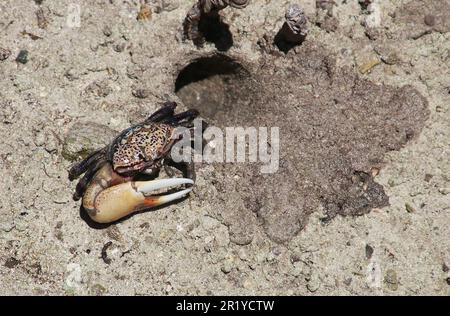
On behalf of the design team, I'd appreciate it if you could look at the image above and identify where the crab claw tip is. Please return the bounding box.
[135,178,194,194]
[147,187,193,206]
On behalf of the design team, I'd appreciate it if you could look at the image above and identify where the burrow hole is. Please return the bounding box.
[175,54,258,126]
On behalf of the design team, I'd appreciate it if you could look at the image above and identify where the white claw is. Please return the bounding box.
[155,188,193,205]
[135,178,194,194]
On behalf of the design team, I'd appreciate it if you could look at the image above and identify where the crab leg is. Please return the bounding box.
[84,178,194,223]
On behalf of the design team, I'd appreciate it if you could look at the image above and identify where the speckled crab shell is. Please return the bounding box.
[108,123,176,174]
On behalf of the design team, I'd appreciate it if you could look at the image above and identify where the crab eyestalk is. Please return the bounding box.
[279,4,308,45]
[82,164,194,223]
[183,0,250,47]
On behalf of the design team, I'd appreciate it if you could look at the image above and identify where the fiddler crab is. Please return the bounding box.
[68,102,199,224]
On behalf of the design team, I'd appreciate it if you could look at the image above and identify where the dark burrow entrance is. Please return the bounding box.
[175,54,258,126]
[174,47,429,244]
[197,14,234,51]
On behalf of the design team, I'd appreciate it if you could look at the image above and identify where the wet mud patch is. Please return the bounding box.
[175,42,429,243]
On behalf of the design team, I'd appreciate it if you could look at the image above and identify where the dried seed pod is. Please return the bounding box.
[278,4,308,46]
[285,4,308,37]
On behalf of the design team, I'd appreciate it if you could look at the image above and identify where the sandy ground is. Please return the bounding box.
[0,0,449,295]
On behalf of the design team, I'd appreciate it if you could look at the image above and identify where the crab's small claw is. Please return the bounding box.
[84,178,194,223]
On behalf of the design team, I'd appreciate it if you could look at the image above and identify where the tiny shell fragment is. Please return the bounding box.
[137,4,152,21]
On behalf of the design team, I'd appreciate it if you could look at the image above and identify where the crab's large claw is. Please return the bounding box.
[83,178,194,223]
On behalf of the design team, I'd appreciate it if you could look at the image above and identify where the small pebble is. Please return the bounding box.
[371,167,380,177]
[137,4,152,21]
[34,131,46,147]
[424,14,436,27]
[359,0,373,10]
[103,25,112,37]
[242,278,253,289]
[113,43,126,53]
[388,178,397,187]
[381,51,400,65]
[238,248,248,261]
[290,254,301,263]
[266,251,276,262]
[65,68,79,81]
[0,222,15,232]
[44,135,58,153]
[106,226,123,242]
[132,88,150,99]
[4,257,20,269]
[85,80,113,97]
[438,188,450,195]
[405,203,416,213]
[272,247,282,256]
[154,0,180,13]
[306,272,321,292]
[320,16,339,33]
[221,259,233,274]
[384,269,398,291]
[316,0,335,12]
[36,8,48,29]
[90,284,107,295]
[343,277,352,286]
[16,50,29,64]
[0,48,12,61]
[365,244,374,259]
